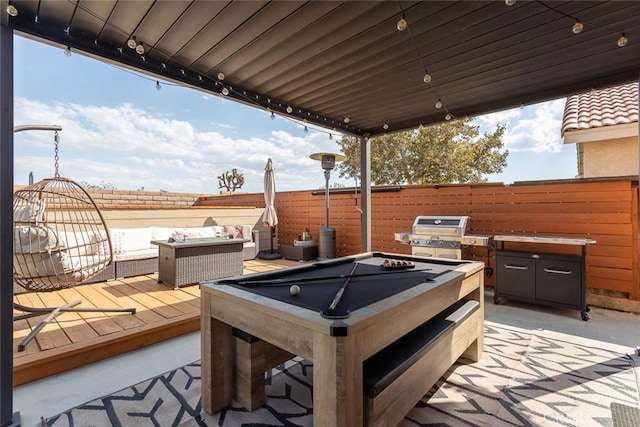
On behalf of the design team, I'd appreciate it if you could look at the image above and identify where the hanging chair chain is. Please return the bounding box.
[54,131,60,177]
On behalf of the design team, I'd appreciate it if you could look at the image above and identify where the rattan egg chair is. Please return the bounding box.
[13,130,135,351]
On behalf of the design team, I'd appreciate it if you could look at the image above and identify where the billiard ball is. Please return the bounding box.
[290,284,300,296]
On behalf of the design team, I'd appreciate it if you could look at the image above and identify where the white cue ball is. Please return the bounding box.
[290,284,300,296]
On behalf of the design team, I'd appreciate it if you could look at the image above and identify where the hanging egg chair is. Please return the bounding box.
[13,176,114,290]
[13,126,135,352]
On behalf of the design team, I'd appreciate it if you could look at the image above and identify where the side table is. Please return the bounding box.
[280,243,318,261]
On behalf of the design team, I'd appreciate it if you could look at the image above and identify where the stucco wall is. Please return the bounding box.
[582,136,638,178]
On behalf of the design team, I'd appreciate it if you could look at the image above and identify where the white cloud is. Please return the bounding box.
[501,99,566,153]
[13,97,337,193]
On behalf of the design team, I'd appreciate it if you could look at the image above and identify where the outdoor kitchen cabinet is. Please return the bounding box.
[494,235,595,321]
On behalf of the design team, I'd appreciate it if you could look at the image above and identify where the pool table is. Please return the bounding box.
[200,252,484,426]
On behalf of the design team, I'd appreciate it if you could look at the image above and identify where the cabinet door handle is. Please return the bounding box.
[543,268,572,275]
[504,265,528,270]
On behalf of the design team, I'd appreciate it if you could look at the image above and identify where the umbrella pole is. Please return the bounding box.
[270,226,275,253]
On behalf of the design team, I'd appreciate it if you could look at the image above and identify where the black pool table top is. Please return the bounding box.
[215,252,468,320]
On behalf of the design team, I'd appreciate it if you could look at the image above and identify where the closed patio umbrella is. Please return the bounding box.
[257,158,282,259]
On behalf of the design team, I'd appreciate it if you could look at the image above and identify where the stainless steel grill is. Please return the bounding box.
[395,215,492,260]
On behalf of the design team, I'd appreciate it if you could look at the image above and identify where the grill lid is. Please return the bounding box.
[412,215,469,237]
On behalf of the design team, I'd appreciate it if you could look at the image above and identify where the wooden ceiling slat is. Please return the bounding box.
[191,1,306,75]
[172,1,266,67]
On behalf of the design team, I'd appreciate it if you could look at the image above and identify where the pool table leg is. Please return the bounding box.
[201,292,234,415]
[313,332,363,426]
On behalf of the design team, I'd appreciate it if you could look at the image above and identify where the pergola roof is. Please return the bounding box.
[6,0,640,137]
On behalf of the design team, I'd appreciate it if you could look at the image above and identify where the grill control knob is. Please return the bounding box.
[438,241,444,247]
[450,241,456,248]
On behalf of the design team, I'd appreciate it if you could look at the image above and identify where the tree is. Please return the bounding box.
[336,118,508,185]
[218,168,245,192]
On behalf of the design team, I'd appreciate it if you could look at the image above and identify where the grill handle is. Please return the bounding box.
[504,264,528,270]
[543,268,572,275]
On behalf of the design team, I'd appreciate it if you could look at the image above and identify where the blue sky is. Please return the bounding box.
[13,36,577,194]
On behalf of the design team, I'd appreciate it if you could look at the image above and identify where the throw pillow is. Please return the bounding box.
[223,225,243,239]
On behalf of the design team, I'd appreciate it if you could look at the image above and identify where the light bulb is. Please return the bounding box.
[572,19,583,34]
[135,42,145,55]
[423,71,432,83]
[6,5,18,16]
[127,36,137,49]
[64,46,71,57]
[329,133,333,140]
[396,14,407,31]
[304,125,308,134]
[383,123,389,130]
[217,72,225,81]
[435,99,442,109]
[618,33,628,47]
[156,81,161,91]
[270,111,275,120]
[221,87,230,96]
[344,117,350,123]
[445,113,452,120]
[286,106,293,114]
[505,0,516,5]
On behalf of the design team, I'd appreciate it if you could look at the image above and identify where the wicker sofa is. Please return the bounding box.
[94,225,259,281]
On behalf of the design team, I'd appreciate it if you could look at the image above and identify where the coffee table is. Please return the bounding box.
[151,237,247,289]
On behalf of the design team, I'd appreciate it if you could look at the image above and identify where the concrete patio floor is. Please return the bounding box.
[14,287,640,427]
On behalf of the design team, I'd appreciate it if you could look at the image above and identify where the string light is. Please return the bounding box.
[539,2,629,47]
[270,111,275,120]
[445,113,452,120]
[618,33,628,47]
[383,123,389,130]
[127,36,137,49]
[435,99,442,109]
[423,70,432,83]
[505,0,516,5]
[13,7,363,138]
[572,19,584,34]
[396,13,407,31]
[6,5,18,16]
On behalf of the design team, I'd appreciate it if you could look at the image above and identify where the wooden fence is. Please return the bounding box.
[199,178,639,304]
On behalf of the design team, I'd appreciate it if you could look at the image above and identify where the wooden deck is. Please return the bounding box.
[12,258,302,386]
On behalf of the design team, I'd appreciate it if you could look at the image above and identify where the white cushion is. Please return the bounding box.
[14,225,59,253]
[150,227,174,241]
[58,231,97,256]
[110,228,152,254]
[14,251,66,280]
[14,199,46,223]
[179,226,216,238]
[113,248,158,262]
[242,225,253,241]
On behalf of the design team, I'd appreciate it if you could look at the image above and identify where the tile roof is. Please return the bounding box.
[561,82,638,136]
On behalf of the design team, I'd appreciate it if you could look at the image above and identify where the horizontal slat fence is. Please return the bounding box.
[199,179,639,301]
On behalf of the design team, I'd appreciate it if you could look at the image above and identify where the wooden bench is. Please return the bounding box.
[231,298,482,424]
[363,298,481,426]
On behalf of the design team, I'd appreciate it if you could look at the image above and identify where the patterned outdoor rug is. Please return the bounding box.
[46,322,639,427]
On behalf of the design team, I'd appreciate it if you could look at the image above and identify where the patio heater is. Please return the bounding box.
[310,152,346,259]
